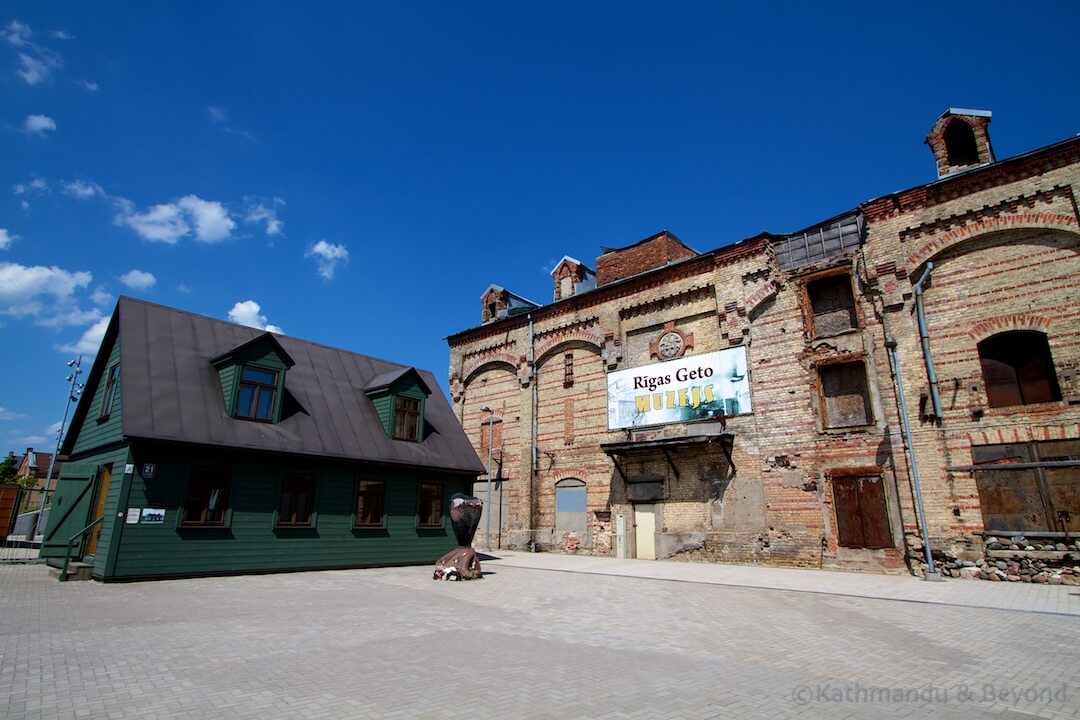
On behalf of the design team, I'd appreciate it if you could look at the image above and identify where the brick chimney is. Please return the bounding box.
[595,231,698,287]
[925,108,995,179]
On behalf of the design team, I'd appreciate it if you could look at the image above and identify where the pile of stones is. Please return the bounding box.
[934,535,1080,584]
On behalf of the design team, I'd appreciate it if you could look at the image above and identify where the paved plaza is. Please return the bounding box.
[1,554,1078,720]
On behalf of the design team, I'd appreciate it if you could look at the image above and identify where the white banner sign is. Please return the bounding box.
[607,348,751,430]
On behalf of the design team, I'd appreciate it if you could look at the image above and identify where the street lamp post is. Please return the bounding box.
[481,405,494,552]
[37,355,84,538]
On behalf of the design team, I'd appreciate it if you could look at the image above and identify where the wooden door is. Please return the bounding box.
[85,464,111,557]
[634,504,655,560]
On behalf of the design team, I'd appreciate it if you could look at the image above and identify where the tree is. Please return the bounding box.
[0,454,18,485]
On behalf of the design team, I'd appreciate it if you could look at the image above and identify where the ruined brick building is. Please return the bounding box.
[446,110,1080,574]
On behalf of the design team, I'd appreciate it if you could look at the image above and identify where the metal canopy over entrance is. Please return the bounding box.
[600,432,735,483]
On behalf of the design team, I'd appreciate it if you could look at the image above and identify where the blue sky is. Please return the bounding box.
[2,2,1078,455]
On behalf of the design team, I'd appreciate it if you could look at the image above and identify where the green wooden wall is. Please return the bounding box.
[108,446,472,580]
[40,445,131,580]
[217,364,238,413]
[72,335,124,455]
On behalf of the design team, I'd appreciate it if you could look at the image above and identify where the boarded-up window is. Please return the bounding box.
[807,274,857,337]
[555,478,586,534]
[563,352,574,388]
[978,331,1061,408]
[479,417,502,457]
[564,399,574,445]
[819,361,872,428]
[832,474,892,549]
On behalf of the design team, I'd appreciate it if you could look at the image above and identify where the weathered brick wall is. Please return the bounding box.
[860,143,1080,571]
[450,234,910,570]
[449,131,1080,575]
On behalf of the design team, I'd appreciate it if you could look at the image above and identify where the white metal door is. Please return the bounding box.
[634,504,655,560]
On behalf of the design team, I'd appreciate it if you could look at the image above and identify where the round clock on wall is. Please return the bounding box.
[657,331,684,360]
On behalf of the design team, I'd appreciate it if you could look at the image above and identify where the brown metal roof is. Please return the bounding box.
[67,297,484,475]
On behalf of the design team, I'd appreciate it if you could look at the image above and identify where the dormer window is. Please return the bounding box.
[393,396,422,441]
[365,366,432,442]
[210,331,295,425]
[236,366,278,421]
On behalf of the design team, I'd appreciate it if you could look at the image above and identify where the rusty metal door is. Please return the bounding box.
[1038,440,1080,533]
[973,444,1052,532]
[832,475,892,549]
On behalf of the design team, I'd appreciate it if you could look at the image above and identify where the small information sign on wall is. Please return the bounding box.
[141,508,165,524]
[125,508,141,524]
[142,463,156,479]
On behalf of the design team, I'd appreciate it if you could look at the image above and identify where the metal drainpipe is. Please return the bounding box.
[886,337,941,580]
[528,313,538,549]
[913,262,943,420]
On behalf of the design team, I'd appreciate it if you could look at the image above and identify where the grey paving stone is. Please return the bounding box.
[1,561,1077,719]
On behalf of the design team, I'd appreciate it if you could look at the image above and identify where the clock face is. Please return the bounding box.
[658,331,684,359]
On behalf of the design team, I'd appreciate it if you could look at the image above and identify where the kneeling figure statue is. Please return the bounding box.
[433,493,483,581]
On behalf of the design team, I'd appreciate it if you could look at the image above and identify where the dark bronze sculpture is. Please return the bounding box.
[433,493,483,580]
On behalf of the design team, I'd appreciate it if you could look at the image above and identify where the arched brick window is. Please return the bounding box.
[944,119,979,166]
[978,331,1061,408]
[555,478,586,534]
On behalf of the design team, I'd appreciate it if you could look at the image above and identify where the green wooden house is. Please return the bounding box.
[41,297,484,581]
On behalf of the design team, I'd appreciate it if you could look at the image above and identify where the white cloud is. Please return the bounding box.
[0,261,98,329]
[177,195,235,242]
[37,306,102,329]
[2,20,32,47]
[177,283,192,294]
[57,315,110,354]
[115,194,235,244]
[0,229,15,250]
[0,407,26,421]
[8,432,49,447]
[50,30,75,40]
[207,104,255,142]
[305,240,349,280]
[0,262,91,304]
[244,198,285,237]
[90,286,113,306]
[227,300,283,334]
[9,419,63,448]
[119,269,156,290]
[117,200,187,243]
[20,200,29,211]
[62,180,104,199]
[76,79,98,91]
[3,21,64,85]
[14,177,49,196]
[24,114,56,137]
